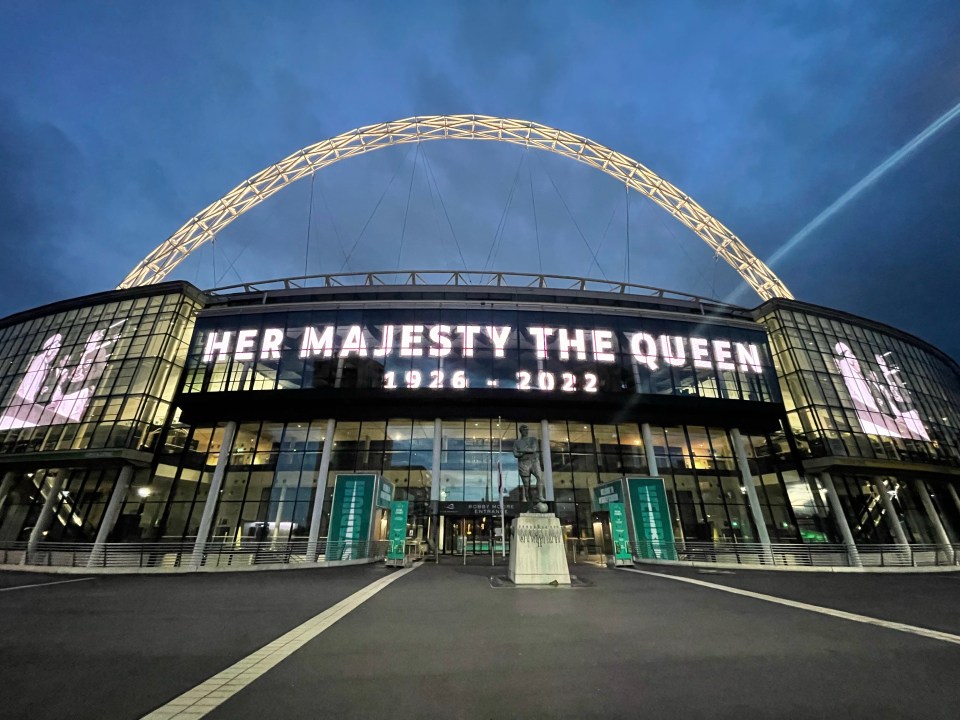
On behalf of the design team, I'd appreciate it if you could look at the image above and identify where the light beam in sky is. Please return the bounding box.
[767,98,960,268]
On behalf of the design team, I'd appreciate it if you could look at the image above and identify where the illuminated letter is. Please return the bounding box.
[299,326,335,358]
[373,325,395,357]
[629,333,658,371]
[429,325,453,358]
[340,325,368,357]
[203,331,233,363]
[712,340,734,371]
[558,329,587,361]
[591,330,615,363]
[690,337,711,369]
[660,335,686,367]
[400,325,424,357]
[234,329,258,361]
[735,343,762,374]
[457,325,482,357]
[260,328,283,360]
[527,327,555,359]
[486,326,512,358]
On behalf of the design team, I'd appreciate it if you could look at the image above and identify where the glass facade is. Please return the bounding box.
[0,286,202,454]
[134,417,803,547]
[0,284,203,542]
[758,302,960,465]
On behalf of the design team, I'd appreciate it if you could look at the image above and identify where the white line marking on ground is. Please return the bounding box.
[621,568,960,646]
[0,577,95,593]
[141,565,420,720]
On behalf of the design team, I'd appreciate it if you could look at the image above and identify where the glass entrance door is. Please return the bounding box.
[441,516,498,555]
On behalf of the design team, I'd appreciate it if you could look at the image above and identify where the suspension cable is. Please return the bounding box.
[528,163,542,274]
[397,142,421,270]
[304,173,316,278]
[535,152,609,281]
[339,144,413,273]
[482,148,526,272]
[421,145,468,270]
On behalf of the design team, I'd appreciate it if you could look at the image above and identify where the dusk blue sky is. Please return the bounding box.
[2,1,959,358]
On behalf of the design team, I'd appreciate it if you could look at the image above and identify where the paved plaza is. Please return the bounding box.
[1,561,959,719]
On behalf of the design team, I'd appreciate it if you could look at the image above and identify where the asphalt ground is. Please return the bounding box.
[1,560,959,719]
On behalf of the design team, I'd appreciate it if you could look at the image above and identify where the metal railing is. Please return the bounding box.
[629,541,960,568]
[0,539,389,570]
[207,269,735,309]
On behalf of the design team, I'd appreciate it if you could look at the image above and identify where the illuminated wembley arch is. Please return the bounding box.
[119,115,793,300]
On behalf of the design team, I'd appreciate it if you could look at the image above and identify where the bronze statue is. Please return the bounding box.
[513,424,547,512]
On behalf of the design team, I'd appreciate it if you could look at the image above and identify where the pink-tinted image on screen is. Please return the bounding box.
[0,321,124,431]
[833,342,930,441]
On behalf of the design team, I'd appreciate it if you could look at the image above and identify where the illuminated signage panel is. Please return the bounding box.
[833,342,930,441]
[184,308,779,403]
[0,322,124,431]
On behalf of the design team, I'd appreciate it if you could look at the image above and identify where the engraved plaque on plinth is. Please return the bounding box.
[508,513,571,585]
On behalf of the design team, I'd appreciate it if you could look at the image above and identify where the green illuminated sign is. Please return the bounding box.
[608,502,633,560]
[326,474,377,561]
[592,479,625,508]
[626,477,676,560]
[386,501,409,560]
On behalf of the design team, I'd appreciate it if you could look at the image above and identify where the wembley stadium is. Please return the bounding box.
[1,116,958,571]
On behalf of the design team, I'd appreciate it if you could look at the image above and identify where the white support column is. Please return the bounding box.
[540,419,554,502]
[916,480,952,548]
[191,421,237,566]
[27,472,64,553]
[820,472,862,567]
[875,478,910,548]
[729,428,773,563]
[0,471,15,518]
[641,423,658,476]
[87,465,134,568]
[948,483,960,528]
[430,418,442,503]
[306,418,336,562]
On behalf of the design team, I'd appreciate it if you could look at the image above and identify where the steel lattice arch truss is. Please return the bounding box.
[119,114,793,301]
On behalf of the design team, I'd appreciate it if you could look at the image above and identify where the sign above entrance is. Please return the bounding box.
[437,500,522,516]
[185,308,779,403]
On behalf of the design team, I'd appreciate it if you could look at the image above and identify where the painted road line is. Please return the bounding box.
[0,577,95,593]
[621,568,960,646]
[141,564,420,720]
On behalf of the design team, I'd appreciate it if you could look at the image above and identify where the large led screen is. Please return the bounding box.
[184,308,781,403]
[833,341,930,441]
[0,321,124,430]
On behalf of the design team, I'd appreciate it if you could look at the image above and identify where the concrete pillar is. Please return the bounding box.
[0,471,16,519]
[820,472,862,567]
[729,428,773,563]
[306,418,336,562]
[641,423,658,476]
[916,480,952,549]
[191,421,237,566]
[875,478,910,548]
[27,472,64,553]
[540,419,554,502]
[87,465,134,568]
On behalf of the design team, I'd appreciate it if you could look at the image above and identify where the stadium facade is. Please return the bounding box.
[0,116,958,568]
[1,273,958,565]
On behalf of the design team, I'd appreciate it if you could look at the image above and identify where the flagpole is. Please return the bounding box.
[498,416,506,558]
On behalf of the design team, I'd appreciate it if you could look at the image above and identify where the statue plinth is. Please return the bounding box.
[508,513,571,585]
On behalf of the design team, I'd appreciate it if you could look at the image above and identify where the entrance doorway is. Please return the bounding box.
[439,515,507,557]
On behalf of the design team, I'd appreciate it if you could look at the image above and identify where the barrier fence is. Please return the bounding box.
[1,539,958,571]
[628,541,960,568]
[0,539,389,570]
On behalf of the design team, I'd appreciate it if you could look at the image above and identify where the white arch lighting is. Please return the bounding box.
[119,115,793,301]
